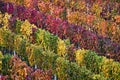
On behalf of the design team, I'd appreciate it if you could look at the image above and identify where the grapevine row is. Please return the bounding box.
[0,12,120,80]
[2,0,120,44]
[0,2,120,61]
[0,51,52,80]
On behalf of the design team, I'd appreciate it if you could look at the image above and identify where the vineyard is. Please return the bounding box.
[0,0,120,80]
